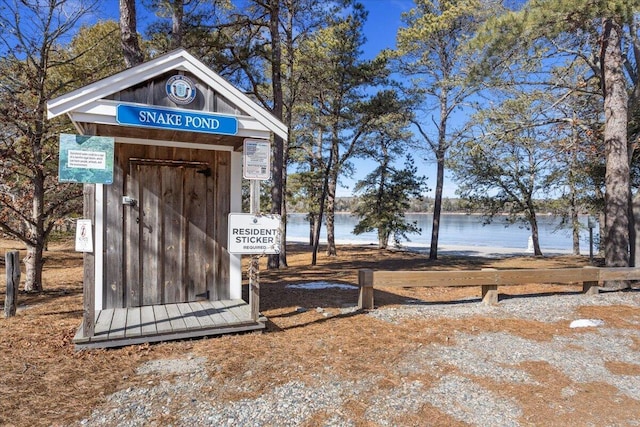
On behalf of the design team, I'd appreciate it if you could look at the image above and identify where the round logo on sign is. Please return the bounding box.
[166,75,197,105]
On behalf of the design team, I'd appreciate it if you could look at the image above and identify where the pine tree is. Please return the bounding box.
[296,2,389,259]
[452,91,565,256]
[353,155,427,249]
[392,0,498,259]
[472,0,640,269]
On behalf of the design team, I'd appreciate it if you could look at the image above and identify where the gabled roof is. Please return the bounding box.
[47,48,287,141]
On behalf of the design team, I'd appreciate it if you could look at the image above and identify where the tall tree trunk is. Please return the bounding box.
[24,168,46,292]
[268,0,285,269]
[629,191,636,265]
[324,127,340,257]
[24,243,44,293]
[377,150,390,250]
[429,89,448,260]
[569,115,580,255]
[569,167,581,255]
[280,146,289,267]
[278,0,298,269]
[312,154,333,265]
[310,125,323,248]
[602,17,630,272]
[430,147,445,260]
[170,0,184,49]
[571,200,581,255]
[309,213,316,246]
[633,193,640,267]
[529,214,542,256]
[119,0,144,68]
[378,229,389,249]
[325,174,337,256]
[598,211,606,256]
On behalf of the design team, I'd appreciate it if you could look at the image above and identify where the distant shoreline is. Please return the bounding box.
[285,212,597,256]
[290,211,584,217]
[285,238,582,258]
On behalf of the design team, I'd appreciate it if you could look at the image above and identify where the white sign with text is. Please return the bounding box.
[228,213,281,254]
[75,219,93,252]
[243,139,271,180]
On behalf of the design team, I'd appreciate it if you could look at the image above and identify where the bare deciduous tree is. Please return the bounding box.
[0,0,113,291]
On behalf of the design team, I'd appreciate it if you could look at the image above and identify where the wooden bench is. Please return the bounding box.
[357,267,640,310]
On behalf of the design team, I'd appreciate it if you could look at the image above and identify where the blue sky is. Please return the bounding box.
[355,0,459,198]
[97,0,457,198]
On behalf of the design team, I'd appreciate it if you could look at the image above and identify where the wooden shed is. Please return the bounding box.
[47,49,287,349]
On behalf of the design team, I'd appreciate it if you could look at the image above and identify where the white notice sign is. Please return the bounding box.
[243,139,271,180]
[75,219,93,252]
[228,213,281,254]
[67,150,107,169]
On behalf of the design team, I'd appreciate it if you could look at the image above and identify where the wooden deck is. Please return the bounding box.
[73,299,265,350]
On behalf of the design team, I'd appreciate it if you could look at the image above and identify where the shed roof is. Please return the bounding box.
[47,49,287,147]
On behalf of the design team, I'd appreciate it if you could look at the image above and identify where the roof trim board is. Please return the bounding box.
[46,49,287,140]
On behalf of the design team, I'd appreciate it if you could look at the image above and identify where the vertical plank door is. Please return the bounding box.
[125,159,211,306]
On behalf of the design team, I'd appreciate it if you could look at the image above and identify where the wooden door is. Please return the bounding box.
[125,159,212,306]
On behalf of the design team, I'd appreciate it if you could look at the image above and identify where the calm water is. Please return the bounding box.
[286,212,599,254]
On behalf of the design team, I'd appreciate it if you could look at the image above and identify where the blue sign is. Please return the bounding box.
[116,104,238,136]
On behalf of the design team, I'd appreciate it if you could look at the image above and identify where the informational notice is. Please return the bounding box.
[58,134,114,184]
[228,213,281,254]
[67,150,107,169]
[75,219,93,252]
[243,139,271,180]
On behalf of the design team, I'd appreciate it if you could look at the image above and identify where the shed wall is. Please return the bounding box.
[92,144,231,309]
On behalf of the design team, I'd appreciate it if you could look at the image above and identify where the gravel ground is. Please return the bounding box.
[77,290,640,427]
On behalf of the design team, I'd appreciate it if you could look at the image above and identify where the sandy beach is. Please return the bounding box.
[420,243,575,258]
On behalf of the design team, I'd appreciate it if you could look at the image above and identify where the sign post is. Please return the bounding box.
[249,181,260,322]
[588,216,597,264]
[228,211,280,321]
[229,138,275,322]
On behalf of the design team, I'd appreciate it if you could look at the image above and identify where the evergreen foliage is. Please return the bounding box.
[353,155,428,249]
[452,91,566,255]
[470,0,640,267]
[3,0,639,278]
[294,2,390,258]
[390,0,497,259]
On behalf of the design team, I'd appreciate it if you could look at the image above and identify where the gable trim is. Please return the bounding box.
[47,49,287,140]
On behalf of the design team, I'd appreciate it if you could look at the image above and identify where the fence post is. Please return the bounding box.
[358,269,374,310]
[4,251,20,318]
[582,266,600,295]
[481,268,498,305]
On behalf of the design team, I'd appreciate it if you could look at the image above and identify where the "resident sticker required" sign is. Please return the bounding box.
[228,213,281,254]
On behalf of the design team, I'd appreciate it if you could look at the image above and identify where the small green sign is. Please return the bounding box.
[58,134,114,184]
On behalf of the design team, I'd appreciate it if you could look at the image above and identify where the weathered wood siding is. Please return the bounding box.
[101,144,231,309]
[107,71,245,116]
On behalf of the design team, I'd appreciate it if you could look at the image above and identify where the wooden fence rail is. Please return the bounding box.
[357,266,640,310]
